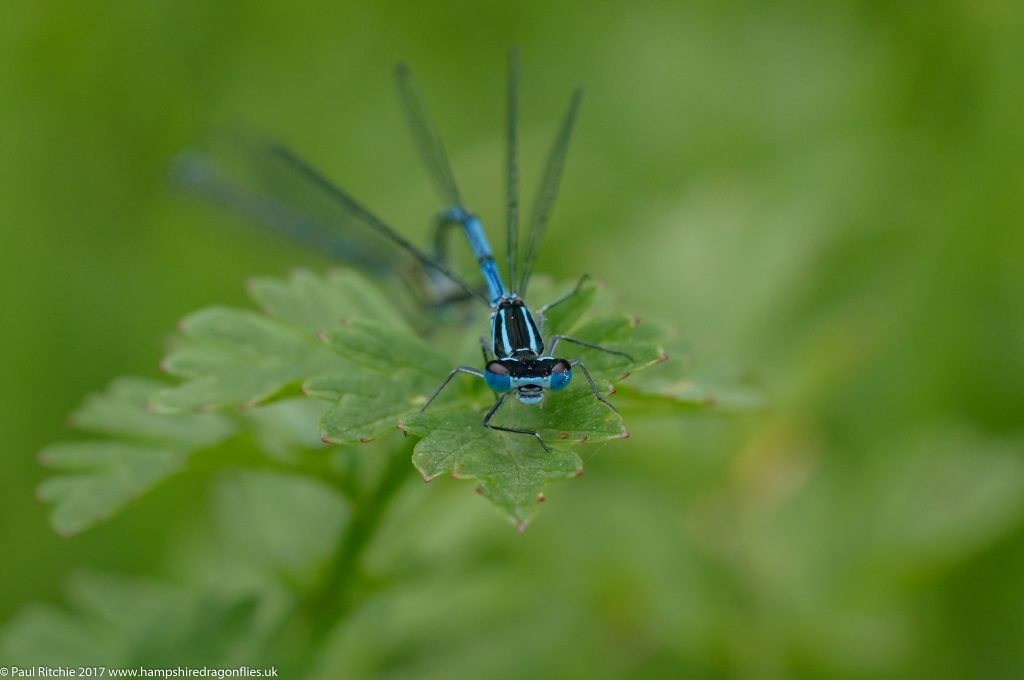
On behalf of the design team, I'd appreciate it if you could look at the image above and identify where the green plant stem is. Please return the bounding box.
[307,437,414,641]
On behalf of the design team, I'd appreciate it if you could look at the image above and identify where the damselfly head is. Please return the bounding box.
[483,357,573,405]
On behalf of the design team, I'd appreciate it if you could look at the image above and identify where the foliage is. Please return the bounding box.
[7,268,696,670]
[5,3,1024,676]
[38,270,684,527]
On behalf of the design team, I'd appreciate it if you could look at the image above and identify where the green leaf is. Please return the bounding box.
[74,377,235,443]
[619,338,763,411]
[43,269,698,530]
[560,314,666,381]
[309,319,452,443]
[318,319,451,376]
[37,378,234,536]
[153,270,415,413]
[617,371,715,407]
[298,274,687,526]
[399,411,588,531]
[397,377,629,529]
[0,572,272,667]
[212,470,347,581]
[537,276,599,335]
[38,442,184,537]
[152,306,346,412]
[241,397,330,460]
[248,268,408,333]
[310,369,435,444]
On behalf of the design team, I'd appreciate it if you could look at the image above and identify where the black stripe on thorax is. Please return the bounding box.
[492,298,543,358]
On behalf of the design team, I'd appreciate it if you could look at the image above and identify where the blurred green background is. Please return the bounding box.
[2,1,1022,677]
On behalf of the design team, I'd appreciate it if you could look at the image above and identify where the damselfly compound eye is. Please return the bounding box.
[549,359,572,392]
[484,361,512,393]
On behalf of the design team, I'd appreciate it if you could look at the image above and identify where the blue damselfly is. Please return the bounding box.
[174,49,632,451]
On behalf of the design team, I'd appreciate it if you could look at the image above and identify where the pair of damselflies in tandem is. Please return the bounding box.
[174,49,632,452]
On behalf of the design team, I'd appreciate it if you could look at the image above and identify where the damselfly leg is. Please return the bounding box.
[420,366,484,413]
[548,335,634,361]
[479,337,492,364]
[538,273,592,324]
[570,359,619,413]
[483,393,550,452]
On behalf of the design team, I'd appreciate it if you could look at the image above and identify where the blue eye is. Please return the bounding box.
[484,362,512,393]
[549,366,572,392]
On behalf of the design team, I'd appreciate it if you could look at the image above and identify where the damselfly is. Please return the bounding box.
[175,49,632,452]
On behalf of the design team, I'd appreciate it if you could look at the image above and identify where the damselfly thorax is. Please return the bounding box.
[491,296,543,359]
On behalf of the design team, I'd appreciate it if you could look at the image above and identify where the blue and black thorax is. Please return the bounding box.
[491,297,544,359]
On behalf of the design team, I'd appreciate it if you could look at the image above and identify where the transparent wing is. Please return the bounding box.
[518,88,584,299]
[505,47,521,293]
[171,135,488,304]
[395,64,463,210]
